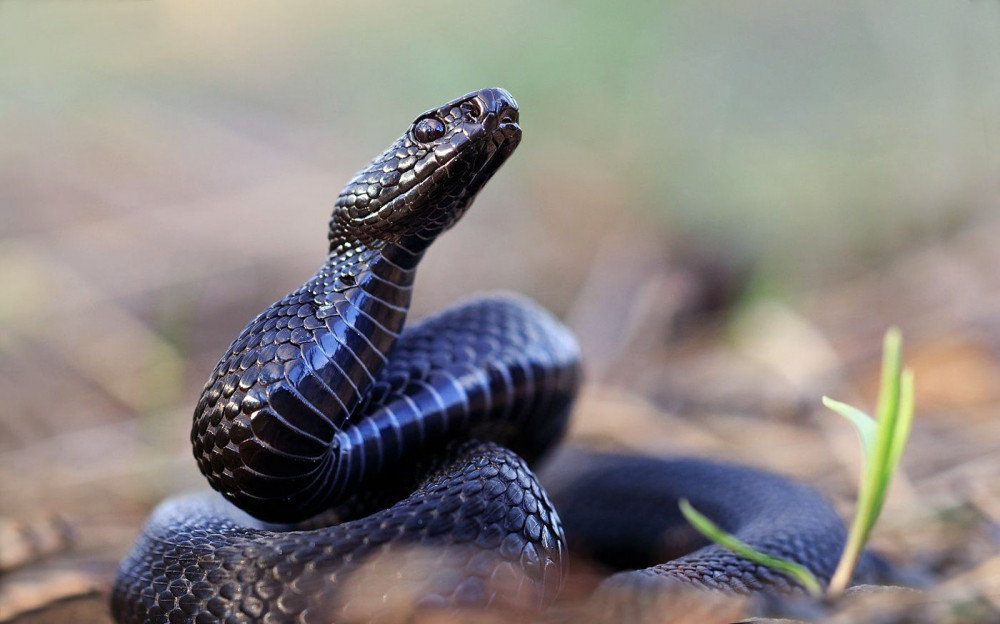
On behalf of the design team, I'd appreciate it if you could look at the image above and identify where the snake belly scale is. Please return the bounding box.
[112,88,851,624]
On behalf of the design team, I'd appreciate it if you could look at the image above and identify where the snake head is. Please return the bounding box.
[330,87,521,251]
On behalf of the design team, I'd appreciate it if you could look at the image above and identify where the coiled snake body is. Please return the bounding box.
[113,89,850,623]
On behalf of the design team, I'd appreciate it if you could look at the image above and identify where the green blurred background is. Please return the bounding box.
[3,0,998,287]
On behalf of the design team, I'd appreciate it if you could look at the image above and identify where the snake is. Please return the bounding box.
[111,88,854,624]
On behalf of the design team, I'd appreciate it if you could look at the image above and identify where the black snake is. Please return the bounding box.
[112,88,852,623]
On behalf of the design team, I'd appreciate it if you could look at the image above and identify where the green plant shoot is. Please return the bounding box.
[824,327,915,596]
[678,499,824,597]
[679,327,914,600]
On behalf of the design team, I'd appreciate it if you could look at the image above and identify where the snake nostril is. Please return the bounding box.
[499,110,519,126]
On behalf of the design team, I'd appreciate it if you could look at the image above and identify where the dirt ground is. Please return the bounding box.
[4,191,1000,622]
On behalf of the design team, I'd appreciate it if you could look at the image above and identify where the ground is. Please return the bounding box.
[3,202,1000,622]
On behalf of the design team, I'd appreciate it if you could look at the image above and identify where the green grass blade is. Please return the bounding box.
[828,328,913,596]
[888,369,915,472]
[822,396,876,452]
[679,499,824,598]
[866,328,904,536]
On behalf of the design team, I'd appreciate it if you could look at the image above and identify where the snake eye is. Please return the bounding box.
[413,117,445,143]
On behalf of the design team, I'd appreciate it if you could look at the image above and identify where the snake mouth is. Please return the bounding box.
[495,108,520,134]
[484,125,521,176]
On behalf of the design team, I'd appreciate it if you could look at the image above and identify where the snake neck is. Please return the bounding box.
[326,236,425,273]
[191,237,427,521]
[306,238,423,350]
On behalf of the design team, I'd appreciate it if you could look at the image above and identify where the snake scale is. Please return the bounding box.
[112,88,852,623]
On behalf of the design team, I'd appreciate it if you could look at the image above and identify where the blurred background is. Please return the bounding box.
[2,1,1000,622]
